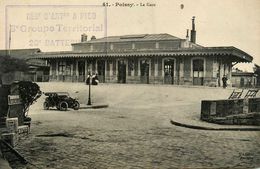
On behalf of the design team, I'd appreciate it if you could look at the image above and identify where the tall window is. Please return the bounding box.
[78,61,85,76]
[193,59,204,77]
[58,61,66,75]
[128,59,134,76]
[164,59,174,76]
[65,61,72,75]
[140,60,149,76]
[164,59,175,84]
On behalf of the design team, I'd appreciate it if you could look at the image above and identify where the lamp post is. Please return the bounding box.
[87,72,92,105]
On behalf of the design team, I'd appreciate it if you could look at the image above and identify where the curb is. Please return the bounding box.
[170,120,260,131]
[79,104,109,109]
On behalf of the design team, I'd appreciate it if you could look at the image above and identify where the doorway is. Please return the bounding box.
[164,59,175,84]
[192,59,204,85]
[78,61,85,82]
[97,60,105,83]
[140,59,149,84]
[118,60,126,83]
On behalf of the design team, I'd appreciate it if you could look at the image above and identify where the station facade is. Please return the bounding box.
[33,18,253,86]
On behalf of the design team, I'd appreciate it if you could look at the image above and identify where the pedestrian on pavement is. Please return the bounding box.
[92,73,99,85]
[222,75,228,89]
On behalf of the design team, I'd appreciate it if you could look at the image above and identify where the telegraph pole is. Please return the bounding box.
[6,24,11,57]
[87,72,92,105]
[8,24,11,56]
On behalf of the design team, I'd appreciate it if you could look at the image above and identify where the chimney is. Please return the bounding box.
[190,16,196,43]
[183,29,190,48]
[81,34,87,42]
[91,36,96,40]
[186,29,189,40]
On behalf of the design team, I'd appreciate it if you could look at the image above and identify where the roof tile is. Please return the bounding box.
[73,33,181,44]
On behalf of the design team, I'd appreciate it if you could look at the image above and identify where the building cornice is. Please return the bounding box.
[30,46,253,62]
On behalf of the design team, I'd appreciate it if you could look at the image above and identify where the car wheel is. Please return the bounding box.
[73,101,80,110]
[59,101,68,111]
[43,102,49,110]
[56,106,60,110]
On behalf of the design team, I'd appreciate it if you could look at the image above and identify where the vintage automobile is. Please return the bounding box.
[43,92,80,111]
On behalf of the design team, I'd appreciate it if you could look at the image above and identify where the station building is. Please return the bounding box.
[33,17,253,86]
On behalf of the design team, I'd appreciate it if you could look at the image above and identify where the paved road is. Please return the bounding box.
[11,83,260,169]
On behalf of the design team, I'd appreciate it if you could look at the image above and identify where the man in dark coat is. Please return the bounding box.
[222,75,228,89]
[92,74,99,85]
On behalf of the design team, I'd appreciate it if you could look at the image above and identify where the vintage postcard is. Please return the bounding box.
[0,0,259,169]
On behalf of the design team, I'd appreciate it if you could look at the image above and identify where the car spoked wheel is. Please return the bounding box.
[59,101,68,111]
[43,102,49,110]
[73,101,80,110]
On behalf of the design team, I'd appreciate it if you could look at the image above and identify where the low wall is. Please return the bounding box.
[201,98,260,125]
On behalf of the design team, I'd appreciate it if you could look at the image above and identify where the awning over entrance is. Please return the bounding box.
[30,46,253,63]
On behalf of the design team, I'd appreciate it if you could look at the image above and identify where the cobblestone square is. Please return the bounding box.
[13,83,260,169]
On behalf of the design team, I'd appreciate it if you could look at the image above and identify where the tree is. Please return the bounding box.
[18,81,42,117]
[0,54,29,85]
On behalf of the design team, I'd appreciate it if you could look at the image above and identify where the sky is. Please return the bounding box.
[0,0,259,71]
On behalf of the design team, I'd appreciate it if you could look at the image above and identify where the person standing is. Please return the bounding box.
[86,74,91,85]
[92,73,99,85]
[222,75,228,88]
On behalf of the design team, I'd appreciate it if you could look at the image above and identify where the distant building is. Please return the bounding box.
[0,48,49,84]
[231,71,257,88]
[254,64,260,87]
[30,17,253,86]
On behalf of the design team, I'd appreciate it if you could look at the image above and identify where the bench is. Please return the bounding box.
[244,89,259,98]
[228,89,243,99]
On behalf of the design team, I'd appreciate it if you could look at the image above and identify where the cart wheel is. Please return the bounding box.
[73,101,80,110]
[43,102,49,110]
[59,101,68,111]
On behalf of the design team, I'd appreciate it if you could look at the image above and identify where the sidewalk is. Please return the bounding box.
[0,127,12,169]
[170,111,260,131]
[0,144,12,169]
[79,103,109,109]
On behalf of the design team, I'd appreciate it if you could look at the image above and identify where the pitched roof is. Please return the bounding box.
[0,48,46,67]
[0,48,41,59]
[73,33,181,44]
[32,46,253,62]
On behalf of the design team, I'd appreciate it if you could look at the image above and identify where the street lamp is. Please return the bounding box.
[87,71,92,105]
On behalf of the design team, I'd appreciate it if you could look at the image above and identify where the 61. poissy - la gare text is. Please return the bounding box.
[102,2,156,8]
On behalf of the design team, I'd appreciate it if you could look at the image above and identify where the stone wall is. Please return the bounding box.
[201,98,260,125]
